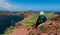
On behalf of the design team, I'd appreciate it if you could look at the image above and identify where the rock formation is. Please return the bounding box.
[27,16,60,35]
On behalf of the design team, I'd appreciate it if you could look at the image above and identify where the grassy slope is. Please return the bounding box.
[3,26,15,34]
[20,13,39,29]
[45,12,56,19]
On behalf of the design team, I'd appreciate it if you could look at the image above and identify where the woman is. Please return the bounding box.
[35,12,47,28]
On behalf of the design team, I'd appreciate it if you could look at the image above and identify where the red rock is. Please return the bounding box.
[9,29,27,35]
[40,33,48,35]
[57,32,60,35]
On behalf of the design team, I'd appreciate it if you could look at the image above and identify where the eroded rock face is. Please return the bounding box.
[27,20,60,35]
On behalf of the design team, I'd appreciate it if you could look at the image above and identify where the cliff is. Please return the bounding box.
[0,11,36,18]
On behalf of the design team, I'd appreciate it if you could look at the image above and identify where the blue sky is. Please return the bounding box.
[0,0,60,11]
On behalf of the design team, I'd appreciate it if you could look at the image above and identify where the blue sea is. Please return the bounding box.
[0,15,23,34]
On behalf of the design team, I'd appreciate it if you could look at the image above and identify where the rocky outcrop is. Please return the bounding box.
[27,16,60,35]
[51,16,60,21]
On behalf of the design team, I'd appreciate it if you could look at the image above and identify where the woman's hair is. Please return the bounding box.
[40,11,44,15]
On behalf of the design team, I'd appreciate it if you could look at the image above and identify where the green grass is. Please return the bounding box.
[21,14,39,24]
[45,12,56,20]
[20,13,39,29]
[3,26,15,34]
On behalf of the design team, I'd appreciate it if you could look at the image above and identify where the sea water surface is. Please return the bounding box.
[0,15,23,34]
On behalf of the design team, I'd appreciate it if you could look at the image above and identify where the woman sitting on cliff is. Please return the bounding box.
[35,12,47,28]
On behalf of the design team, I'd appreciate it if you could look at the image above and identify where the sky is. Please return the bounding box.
[0,0,60,11]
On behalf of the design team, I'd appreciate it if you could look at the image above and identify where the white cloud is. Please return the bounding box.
[0,0,21,11]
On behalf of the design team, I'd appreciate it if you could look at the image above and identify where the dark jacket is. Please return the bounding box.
[36,14,46,23]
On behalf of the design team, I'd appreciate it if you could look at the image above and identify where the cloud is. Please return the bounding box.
[0,0,21,11]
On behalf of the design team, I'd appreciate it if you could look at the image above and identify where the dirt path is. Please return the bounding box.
[9,29,28,35]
